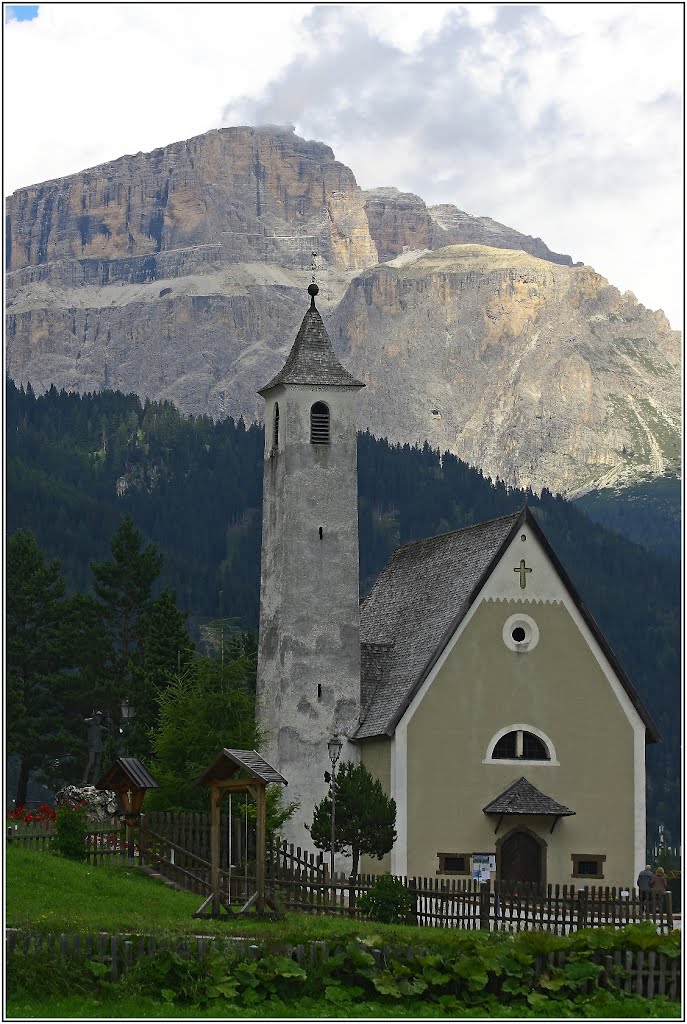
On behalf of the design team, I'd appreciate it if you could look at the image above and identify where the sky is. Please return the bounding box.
[3,2,684,329]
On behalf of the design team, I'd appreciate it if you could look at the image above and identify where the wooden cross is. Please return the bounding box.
[514,559,532,589]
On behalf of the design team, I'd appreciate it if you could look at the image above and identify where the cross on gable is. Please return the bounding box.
[514,559,532,589]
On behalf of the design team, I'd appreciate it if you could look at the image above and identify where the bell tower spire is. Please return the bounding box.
[256,286,364,850]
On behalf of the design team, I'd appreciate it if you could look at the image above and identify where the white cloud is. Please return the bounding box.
[3,3,313,189]
[3,2,683,329]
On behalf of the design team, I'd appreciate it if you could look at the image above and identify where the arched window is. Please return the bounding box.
[487,724,556,765]
[487,727,554,763]
[310,402,330,444]
[273,403,279,449]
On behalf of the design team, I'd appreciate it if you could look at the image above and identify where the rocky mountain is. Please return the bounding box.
[6,125,681,495]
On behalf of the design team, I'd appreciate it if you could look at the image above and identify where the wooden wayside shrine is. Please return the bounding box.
[193,748,287,919]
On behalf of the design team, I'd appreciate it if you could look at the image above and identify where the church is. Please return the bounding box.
[255,284,660,889]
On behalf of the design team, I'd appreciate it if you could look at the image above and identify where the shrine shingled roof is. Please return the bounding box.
[482,777,574,817]
[258,299,364,394]
[194,749,287,788]
[355,506,660,743]
[96,757,159,792]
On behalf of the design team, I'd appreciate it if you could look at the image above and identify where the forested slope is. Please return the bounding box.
[6,381,680,844]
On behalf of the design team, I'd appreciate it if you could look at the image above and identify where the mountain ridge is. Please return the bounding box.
[5,124,681,496]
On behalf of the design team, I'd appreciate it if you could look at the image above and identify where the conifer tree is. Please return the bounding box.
[308,762,397,877]
[6,531,84,805]
[131,589,194,758]
[89,515,164,753]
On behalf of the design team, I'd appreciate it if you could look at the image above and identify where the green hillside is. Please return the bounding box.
[575,476,681,561]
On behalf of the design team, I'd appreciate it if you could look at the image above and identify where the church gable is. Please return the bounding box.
[357,510,521,738]
[357,507,658,743]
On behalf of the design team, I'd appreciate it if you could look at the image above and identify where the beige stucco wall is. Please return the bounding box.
[402,596,637,887]
[360,736,392,875]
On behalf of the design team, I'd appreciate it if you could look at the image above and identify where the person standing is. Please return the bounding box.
[637,863,654,914]
[650,866,669,910]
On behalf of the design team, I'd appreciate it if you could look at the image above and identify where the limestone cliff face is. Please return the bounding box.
[363,187,576,267]
[6,125,378,276]
[331,246,681,493]
[427,205,577,266]
[5,127,681,495]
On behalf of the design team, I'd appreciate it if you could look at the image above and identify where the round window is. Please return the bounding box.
[503,613,540,653]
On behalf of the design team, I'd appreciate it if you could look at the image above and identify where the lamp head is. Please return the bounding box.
[328,734,343,765]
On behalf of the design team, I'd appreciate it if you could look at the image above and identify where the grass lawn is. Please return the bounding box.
[4,845,480,948]
[6,992,682,1018]
[6,847,682,1020]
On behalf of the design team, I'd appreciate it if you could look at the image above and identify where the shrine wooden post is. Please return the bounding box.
[255,780,266,913]
[210,784,222,916]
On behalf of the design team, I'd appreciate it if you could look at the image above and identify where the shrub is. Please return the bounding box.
[7,948,105,998]
[53,803,88,861]
[358,873,417,924]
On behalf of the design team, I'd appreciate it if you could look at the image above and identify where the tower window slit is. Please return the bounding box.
[310,402,330,444]
[273,403,279,449]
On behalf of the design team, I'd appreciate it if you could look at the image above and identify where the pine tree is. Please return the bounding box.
[89,515,164,746]
[131,589,194,758]
[6,531,83,804]
[146,655,258,811]
[308,762,397,877]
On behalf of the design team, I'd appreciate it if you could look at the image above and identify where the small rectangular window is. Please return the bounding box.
[571,854,606,879]
[437,852,470,875]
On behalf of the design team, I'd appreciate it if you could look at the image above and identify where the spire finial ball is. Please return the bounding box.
[308,283,319,298]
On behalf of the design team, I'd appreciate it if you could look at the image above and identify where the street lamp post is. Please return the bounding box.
[327,734,343,879]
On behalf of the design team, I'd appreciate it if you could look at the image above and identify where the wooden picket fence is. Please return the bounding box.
[6,819,133,864]
[5,928,681,999]
[264,870,674,934]
[7,816,675,934]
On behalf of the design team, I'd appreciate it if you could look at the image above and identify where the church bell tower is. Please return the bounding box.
[256,284,364,849]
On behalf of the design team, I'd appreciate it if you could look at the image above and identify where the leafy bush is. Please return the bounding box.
[121,947,308,1009]
[7,927,682,1014]
[52,803,88,861]
[6,948,107,998]
[358,873,417,924]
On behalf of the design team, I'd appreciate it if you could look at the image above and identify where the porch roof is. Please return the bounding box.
[483,776,575,817]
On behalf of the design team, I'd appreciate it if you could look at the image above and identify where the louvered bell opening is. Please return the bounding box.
[310,403,330,444]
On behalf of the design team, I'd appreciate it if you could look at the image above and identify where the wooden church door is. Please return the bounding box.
[499,830,543,885]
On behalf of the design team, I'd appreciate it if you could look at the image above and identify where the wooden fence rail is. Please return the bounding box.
[7,821,675,934]
[5,929,680,1000]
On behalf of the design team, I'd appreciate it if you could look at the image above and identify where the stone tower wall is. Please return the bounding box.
[256,383,361,850]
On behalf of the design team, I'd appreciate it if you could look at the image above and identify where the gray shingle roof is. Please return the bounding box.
[96,757,159,791]
[258,301,364,393]
[355,506,660,743]
[356,511,522,738]
[195,748,287,787]
[360,641,393,714]
[482,776,574,816]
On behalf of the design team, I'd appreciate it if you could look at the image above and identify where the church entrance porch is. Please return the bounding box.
[497,827,546,888]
